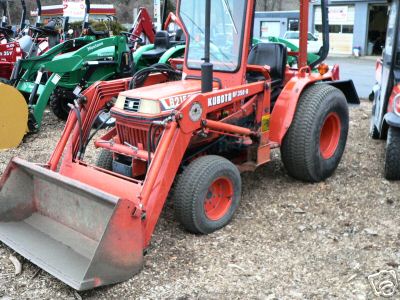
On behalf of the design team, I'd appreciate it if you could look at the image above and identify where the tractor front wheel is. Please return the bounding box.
[49,88,75,121]
[384,126,400,180]
[281,84,349,182]
[173,155,241,234]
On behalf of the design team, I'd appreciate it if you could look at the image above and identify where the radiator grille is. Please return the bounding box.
[117,124,148,149]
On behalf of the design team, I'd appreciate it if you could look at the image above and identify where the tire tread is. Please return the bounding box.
[385,127,400,180]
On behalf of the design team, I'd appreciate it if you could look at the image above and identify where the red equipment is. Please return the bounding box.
[131,7,156,44]
[0,0,359,291]
[0,0,60,81]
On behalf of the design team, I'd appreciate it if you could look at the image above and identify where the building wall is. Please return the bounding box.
[309,0,387,55]
[254,11,299,39]
[255,0,298,11]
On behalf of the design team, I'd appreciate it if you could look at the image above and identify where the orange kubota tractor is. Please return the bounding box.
[0,0,359,291]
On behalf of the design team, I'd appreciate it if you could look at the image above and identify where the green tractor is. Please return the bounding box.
[5,1,185,140]
[7,0,148,132]
[262,36,320,67]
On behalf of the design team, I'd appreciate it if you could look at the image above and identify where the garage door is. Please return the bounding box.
[315,5,355,54]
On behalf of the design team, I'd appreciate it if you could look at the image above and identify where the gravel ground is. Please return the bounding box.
[0,101,399,300]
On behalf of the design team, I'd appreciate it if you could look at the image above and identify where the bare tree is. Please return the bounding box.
[6,0,298,25]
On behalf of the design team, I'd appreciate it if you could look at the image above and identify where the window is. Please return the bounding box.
[288,18,299,31]
[315,24,354,34]
[179,0,247,72]
[342,25,354,33]
[329,25,341,33]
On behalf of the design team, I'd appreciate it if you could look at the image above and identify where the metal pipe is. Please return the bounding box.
[20,0,26,30]
[201,0,213,93]
[298,0,309,68]
[36,0,42,26]
[203,119,256,136]
[141,121,177,206]
[94,139,152,161]
[309,0,330,69]
[83,0,90,29]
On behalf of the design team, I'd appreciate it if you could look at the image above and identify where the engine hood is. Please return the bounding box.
[119,79,205,111]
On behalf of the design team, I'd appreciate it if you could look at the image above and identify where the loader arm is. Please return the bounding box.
[13,36,95,85]
[24,36,130,128]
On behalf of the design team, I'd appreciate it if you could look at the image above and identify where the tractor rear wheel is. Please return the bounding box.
[384,126,400,180]
[96,149,113,171]
[281,84,349,182]
[49,88,75,121]
[173,155,241,234]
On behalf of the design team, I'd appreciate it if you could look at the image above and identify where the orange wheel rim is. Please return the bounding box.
[204,177,233,221]
[320,112,341,159]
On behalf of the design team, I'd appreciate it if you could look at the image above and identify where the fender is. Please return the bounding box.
[270,70,357,145]
[385,112,400,128]
[316,79,360,105]
[133,44,154,65]
[158,45,185,64]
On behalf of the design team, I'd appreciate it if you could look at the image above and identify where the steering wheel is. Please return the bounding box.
[121,31,143,44]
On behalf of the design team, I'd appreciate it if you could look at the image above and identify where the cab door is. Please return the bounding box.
[373,0,400,135]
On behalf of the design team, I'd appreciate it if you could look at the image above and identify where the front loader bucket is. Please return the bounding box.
[0,158,144,291]
[0,84,28,149]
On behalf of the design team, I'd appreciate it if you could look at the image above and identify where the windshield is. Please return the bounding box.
[285,32,299,39]
[179,0,247,72]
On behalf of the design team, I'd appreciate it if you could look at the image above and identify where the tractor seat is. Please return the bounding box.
[87,26,110,39]
[247,43,287,88]
[42,20,59,36]
[141,31,170,61]
[170,29,186,46]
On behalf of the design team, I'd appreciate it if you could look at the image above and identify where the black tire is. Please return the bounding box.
[370,122,380,139]
[96,149,113,171]
[281,84,349,182]
[370,102,381,139]
[173,155,241,234]
[369,91,374,102]
[384,126,400,180]
[49,88,75,120]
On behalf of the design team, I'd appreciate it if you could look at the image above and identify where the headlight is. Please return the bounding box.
[114,95,126,109]
[139,99,161,114]
[115,96,161,114]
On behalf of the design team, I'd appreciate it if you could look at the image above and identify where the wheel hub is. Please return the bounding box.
[320,112,341,159]
[204,177,233,221]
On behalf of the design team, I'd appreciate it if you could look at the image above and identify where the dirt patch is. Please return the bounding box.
[0,102,399,299]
